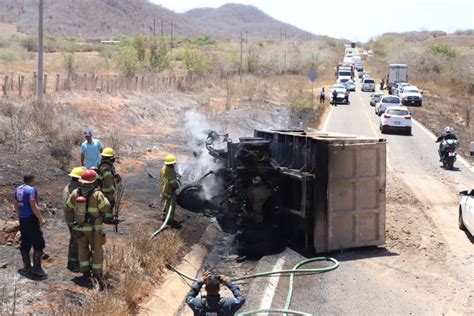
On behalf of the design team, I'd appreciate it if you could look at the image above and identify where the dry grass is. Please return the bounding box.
[57,228,184,315]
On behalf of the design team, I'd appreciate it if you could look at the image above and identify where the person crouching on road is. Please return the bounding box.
[160,154,181,227]
[65,170,110,281]
[98,147,121,224]
[14,174,47,279]
[186,271,246,315]
[63,167,85,272]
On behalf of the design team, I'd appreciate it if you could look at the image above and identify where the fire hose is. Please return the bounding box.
[149,196,340,315]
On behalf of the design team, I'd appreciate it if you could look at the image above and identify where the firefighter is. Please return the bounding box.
[63,167,85,272]
[65,170,110,280]
[160,154,181,225]
[98,147,121,224]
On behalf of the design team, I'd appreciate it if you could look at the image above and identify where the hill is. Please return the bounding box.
[0,0,313,39]
[184,3,313,39]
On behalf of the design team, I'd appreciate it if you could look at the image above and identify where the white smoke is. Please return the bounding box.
[182,109,226,202]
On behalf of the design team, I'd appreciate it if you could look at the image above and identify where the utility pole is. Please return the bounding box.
[161,19,164,37]
[37,0,44,103]
[239,30,244,83]
[170,21,173,53]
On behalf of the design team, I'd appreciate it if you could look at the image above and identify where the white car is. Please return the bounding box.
[330,83,346,92]
[375,95,401,115]
[370,92,384,106]
[459,189,474,236]
[399,85,423,106]
[361,78,375,92]
[379,106,412,135]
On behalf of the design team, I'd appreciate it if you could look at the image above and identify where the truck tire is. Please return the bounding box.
[459,207,466,231]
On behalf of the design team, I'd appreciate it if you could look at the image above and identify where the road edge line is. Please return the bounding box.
[257,255,287,310]
[412,118,474,173]
[321,105,333,132]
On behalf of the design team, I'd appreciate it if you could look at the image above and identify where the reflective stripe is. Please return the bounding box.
[101,186,115,193]
[87,207,99,213]
[66,200,74,208]
[169,179,179,185]
[73,224,103,232]
[104,213,114,219]
[91,263,102,271]
[162,192,172,198]
[80,261,90,267]
[100,171,113,179]
[98,199,109,209]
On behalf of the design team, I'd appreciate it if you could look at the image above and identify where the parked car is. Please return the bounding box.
[330,83,346,92]
[379,106,412,135]
[375,95,401,115]
[331,88,349,105]
[399,85,423,106]
[337,77,351,84]
[459,189,474,236]
[361,78,376,92]
[391,82,410,95]
[370,92,384,106]
[356,64,364,72]
[343,80,356,92]
[360,73,369,82]
[358,69,365,78]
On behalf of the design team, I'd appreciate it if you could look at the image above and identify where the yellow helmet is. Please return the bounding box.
[68,167,85,179]
[101,147,115,157]
[164,154,177,165]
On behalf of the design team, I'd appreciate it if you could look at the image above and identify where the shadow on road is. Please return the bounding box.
[330,246,399,262]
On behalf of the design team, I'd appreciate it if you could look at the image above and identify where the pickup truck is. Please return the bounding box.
[399,85,423,106]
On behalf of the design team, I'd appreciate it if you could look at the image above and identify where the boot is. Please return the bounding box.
[67,261,80,273]
[31,251,47,279]
[92,271,107,290]
[20,250,31,273]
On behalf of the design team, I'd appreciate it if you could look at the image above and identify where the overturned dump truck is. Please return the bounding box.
[178,129,387,258]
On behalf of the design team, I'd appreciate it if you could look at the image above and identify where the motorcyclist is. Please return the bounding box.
[436,127,458,161]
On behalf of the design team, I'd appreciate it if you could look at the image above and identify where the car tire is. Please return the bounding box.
[459,207,466,231]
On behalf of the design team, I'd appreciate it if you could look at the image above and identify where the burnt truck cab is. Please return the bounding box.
[178,129,387,257]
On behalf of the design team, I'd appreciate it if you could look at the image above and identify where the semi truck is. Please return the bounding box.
[178,129,387,257]
[387,64,408,91]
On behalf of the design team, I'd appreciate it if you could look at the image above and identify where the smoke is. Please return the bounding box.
[181,109,226,202]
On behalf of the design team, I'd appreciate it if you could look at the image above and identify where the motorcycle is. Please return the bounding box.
[441,139,458,170]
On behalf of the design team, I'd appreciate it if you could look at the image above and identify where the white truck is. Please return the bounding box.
[387,64,408,91]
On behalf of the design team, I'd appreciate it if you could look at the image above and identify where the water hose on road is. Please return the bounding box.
[148,199,174,241]
[167,256,339,315]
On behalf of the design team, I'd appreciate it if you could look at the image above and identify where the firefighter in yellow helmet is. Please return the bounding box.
[63,167,84,272]
[65,170,110,281]
[160,154,181,226]
[98,147,121,224]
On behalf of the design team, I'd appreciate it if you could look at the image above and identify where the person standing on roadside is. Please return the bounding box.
[186,271,246,315]
[319,87,326,103]
[80,130,103,169]
[13,175,47,279]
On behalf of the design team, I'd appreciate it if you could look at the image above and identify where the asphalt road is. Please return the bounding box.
[240,80,474,315]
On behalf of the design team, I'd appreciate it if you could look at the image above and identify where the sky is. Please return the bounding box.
[150,0,474,41]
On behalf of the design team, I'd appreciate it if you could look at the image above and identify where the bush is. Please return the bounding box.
[20,37,37,52]
[430,43,457,58]
[117,45,142,77]
[182,46,213,76]
[149,40,170,73]
[63,52,77,75]
[0,38,10,48]
[0,50,17,61]
[194,35,216,45]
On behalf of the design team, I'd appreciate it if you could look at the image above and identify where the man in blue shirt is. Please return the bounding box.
[80,130,103,168]
[13,175,47,279]
[186,271,246,315]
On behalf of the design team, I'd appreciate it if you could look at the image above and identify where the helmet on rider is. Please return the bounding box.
[444,127,454,135]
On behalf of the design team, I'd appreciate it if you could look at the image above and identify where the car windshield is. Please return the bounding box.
[339,71,351,76]
[332,85,345,89]
[387,109,409,116]
[382,97,400,104]
[374,95,382,100]
[364,79,375,83]
[404,89,419,93]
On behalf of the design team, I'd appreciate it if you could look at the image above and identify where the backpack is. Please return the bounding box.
[199,298,226,316]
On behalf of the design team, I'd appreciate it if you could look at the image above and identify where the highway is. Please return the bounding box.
[241,80,474,315]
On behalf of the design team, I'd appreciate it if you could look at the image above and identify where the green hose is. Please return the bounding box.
[168,256,339,315]
[148,198,174,241]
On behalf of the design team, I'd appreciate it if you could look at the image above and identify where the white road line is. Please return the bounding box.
[258,256,286,311]
[412,118,474,173]
[322,106,333,132]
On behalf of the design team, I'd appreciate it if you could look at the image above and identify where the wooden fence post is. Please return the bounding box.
[43,74,47,94]
[2,75,8,96]
[55,74,60,92]
[10,72,14,90]
[32,72,37,95]
[19,75,24,98]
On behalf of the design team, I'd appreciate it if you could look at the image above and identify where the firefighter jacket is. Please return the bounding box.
[63,181,81,227]
[98,161,117,197]
[65,187,110,232]
[160,165,180,199]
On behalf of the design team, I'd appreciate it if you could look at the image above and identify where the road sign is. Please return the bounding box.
[308,67,317,82]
